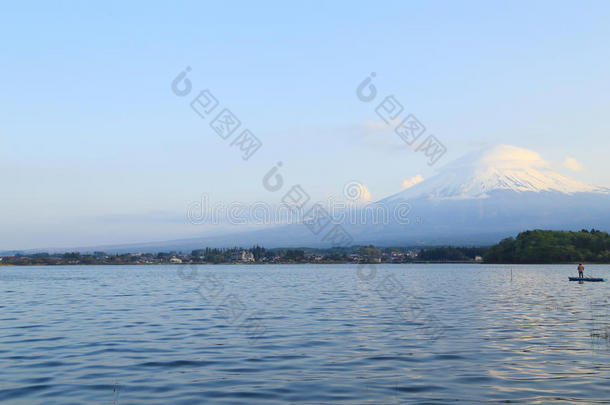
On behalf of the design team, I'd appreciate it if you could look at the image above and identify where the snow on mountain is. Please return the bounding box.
[382,145,608,202]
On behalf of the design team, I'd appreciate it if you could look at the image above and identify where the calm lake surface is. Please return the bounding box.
[1,264,609,404]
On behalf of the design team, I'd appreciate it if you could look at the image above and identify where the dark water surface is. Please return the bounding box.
[1,264,609,404]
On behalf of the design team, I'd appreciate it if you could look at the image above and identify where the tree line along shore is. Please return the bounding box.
[1,230,609,266]
[0,245,485,266]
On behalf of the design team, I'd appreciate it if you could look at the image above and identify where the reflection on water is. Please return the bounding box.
[0,264,609,404]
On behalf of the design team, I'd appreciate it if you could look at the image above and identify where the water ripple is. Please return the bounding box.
[0,264,609,404]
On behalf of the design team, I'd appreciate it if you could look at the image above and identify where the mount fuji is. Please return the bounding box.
[383,145,608,202]
[360,144,610,245]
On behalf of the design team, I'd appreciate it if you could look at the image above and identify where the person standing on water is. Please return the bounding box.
[578,263,584,279]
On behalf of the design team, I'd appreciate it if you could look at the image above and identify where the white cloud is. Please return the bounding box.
[402,174,424,189]
[336,120,409,155]
[563,157,584,172]
[480,144,549,169]
[361,118,402,133]
[361,120,387,132]
[356,183,372,202]
[343,181,372,204]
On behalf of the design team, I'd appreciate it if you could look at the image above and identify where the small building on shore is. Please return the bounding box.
[231,250,255,263]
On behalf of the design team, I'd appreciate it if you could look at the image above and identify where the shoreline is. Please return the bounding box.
[3,261,610,267]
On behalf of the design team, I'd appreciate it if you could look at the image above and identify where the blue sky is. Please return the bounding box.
[2,1,610,249]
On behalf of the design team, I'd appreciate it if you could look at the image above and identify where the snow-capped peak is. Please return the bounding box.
[382,145,608,202]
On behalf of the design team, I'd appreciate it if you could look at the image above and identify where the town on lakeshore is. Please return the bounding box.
[0,245,487,266]
[2,229,609,266]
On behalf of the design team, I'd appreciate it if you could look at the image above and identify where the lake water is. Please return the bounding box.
[1,264,609,404]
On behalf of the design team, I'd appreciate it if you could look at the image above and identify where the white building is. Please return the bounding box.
[231,250,255,262]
